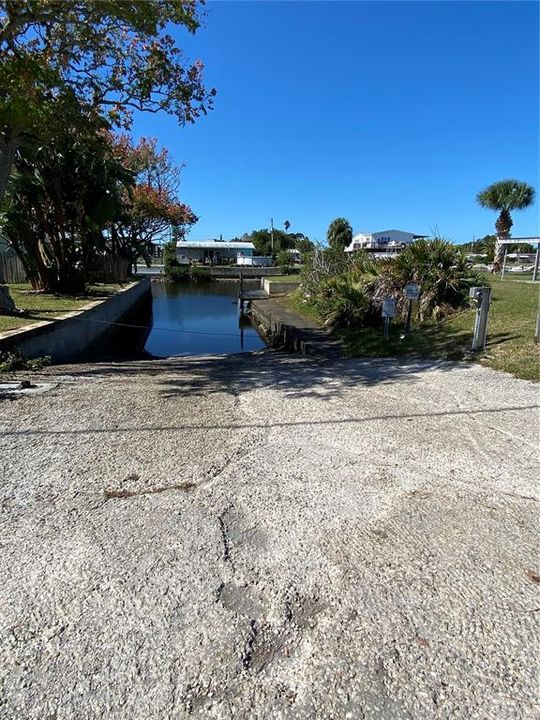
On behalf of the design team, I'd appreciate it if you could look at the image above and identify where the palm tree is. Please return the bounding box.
[476,179,536,272]
[327,217,353,249]
[284,220,290,232]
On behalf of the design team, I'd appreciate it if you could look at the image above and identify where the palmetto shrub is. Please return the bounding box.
[385,238,484,320]
[299,239,484,329]
[316,277,369,329]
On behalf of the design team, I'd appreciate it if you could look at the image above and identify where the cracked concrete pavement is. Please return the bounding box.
[0,351,539,719]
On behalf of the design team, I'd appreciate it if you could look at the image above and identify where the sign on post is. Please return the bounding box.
[404,282,421,332]
[382,298,396,318]
[382,297,396,340]
[404,283,420,301]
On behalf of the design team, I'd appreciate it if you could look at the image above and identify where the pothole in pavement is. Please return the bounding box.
[0,381,58,397]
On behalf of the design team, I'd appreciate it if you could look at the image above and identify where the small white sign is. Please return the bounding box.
[405,283,421,300]
[382,298,396,318]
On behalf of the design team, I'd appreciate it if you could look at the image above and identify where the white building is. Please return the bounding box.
[345,229,427,254]
[176,240,256,265]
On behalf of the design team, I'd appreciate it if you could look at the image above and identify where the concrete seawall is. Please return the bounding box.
[207,267,283,279]
[0,278,151,363]
[250,298,342,357]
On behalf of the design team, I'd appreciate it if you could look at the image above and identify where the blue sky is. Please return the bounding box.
[133,1,539,244]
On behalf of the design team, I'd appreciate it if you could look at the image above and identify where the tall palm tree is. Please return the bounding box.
[327,217,353,249]
[476,179,536,272]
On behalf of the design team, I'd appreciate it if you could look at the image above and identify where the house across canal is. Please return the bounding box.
[176,240,272,267]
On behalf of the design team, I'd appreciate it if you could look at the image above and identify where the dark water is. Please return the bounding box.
[138,280,266,357]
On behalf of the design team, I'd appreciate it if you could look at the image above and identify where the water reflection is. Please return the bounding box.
[144,280,266,357]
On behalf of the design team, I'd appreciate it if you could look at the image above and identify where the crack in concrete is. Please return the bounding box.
[218,510,234,569]
[241,619,258,670]
[103,481,197,499]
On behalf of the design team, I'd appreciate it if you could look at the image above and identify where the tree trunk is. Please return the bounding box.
[492,209,512,273]
[0,128,19,206]
[0,130,19,309]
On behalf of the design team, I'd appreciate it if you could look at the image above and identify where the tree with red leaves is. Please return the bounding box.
[0,1,215,201]
[109,136,197,264]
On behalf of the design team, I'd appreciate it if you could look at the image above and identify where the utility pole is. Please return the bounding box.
[270,217,274,255]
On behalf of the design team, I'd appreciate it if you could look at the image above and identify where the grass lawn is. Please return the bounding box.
[0,283,124,333]
[268,274,302,284]
[285,278,539,382]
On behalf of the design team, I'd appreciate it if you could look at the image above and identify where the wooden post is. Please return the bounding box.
[501,245,508,279]
[533,242,540,283]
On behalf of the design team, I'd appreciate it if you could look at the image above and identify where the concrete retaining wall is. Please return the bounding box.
[0,278,151,363]
[262,279,300,295]
[208,267,282,279]
[250,298,342,358]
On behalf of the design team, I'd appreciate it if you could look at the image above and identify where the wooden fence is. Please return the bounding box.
[0,252,26,283]
[0,253,131,285]
[87,255,132,283]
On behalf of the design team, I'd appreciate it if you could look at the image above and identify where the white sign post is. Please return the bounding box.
[404,283,421,332]
[382,297,396,339]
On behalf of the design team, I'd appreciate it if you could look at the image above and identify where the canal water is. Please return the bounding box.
[107,280,266,358]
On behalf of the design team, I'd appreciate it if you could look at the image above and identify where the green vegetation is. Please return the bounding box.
[276,250,294,274]
[163,241,211,282]
[286,276,539,382]
[0,350,50,374]
[0,2,211,294]
[476,179,536,271]
[298,240,483,330]
[0,284,122,333]
[268,274,301,283]
[327,217,353,250]
[233,228,314,260]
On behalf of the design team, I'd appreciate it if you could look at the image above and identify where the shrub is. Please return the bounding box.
[277,250,292,274]
[316,277,369,329]
[297,238,483,330]
[300,246,353,299]
[189,265,211,281]
[166,264,190,281]
[387,238,484,320]
[0,351,51,374]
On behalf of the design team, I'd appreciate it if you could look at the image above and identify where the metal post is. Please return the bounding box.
[501,245,508,279]
[384,316,390,339]
[535,310,540,345]
[405,300,413,333]
[471,286,492,351]
[532,242,540,282]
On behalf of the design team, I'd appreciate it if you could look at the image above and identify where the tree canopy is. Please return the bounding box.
[0,0,215,199]
[327,217,353,249]
[238,228,313,257]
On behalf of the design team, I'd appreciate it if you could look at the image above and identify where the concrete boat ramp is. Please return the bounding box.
[0,351,538,719]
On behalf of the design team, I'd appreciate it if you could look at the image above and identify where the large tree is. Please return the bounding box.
[327,217,353,249]
[110,136,197,263]
[476,179,536,272]
[239,228,312,258]
[2,106,133,293]
[0,0,215,201]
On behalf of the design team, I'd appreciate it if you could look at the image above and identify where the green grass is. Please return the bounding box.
[285,288,326,326]
[0,283,123,333]
[268,275,302,284]
[285,279,540,381]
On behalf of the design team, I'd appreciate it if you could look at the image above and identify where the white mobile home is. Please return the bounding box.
[345,229,427,254]
[176,240,256,265]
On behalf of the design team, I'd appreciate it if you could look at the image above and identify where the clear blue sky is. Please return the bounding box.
[133,1,539,244]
